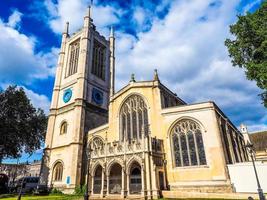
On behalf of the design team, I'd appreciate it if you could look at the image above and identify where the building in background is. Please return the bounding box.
[249,128,267,163]
[0,160,41,184]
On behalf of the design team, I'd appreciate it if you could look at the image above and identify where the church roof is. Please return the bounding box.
[111,79,186,105]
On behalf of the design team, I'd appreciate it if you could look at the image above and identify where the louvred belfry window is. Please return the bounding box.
[66,40,80,77]
[91,40,106,80]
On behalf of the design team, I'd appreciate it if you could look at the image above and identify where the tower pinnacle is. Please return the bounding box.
[130,73,136,82]
[109,26,115,98]
[63,22,69,35]
[153,69,159,81]
[110,26,114,38]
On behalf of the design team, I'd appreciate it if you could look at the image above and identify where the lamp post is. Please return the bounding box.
[84,144,92,200]
[17,161,27,200]
[246,144,265,200]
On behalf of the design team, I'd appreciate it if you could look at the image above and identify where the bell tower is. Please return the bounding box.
[40,6,115,192]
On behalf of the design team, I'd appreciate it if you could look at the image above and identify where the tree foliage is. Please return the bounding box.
[225,1,267,107]
[0,86,47,163]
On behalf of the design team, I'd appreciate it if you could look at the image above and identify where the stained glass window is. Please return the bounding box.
[188,132,197,165]
[120,95,148,141]
[172,134,181,166]
[195,130,206,165]
[132,111,137,139]
[127,112,131,139]
[171,120,206,167]
[138,110,142,138]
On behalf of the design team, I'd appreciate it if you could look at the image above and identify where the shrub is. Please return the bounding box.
[50,188,63,195]
[73,184,87,195]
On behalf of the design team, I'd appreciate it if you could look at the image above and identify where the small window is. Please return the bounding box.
[60,121,68,135]
[53,162,63,182]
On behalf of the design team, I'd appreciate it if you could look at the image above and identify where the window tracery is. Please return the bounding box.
[120,95,149,141]
[171,119,206,167]
[92,40,106,80]
[53,162,63,181]
[67,40,80,77]
[91,137,104,150]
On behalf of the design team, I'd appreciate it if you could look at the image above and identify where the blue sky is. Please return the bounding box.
[1,0,266,163]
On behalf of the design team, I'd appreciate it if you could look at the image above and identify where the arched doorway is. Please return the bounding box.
[109,163,122,194]
[129,162,142,194]
[93,165,102,194]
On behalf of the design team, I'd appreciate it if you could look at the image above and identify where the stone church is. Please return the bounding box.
[41,7,249,199]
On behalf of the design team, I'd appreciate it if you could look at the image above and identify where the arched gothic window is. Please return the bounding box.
[171,119,206,167]
[67,40,80,77]
[120,95,149,141]
[53,162,63,181]
[60,121,68,135]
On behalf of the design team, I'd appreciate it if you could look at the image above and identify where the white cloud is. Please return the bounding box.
[23,87,50,114]
[0,11,56,115]
[7,10,23,28]
[45,0,120,35]
[133,7,146,26]
[0,84,51,114]
[247,124,267,133]
[113,0,267,127]
[40,0,266,128]
[0,11,58,85]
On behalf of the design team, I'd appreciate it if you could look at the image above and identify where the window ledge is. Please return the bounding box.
[172,165,209,170]
[52,181,63,183]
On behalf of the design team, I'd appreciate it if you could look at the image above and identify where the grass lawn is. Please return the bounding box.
[160,198,260,200]
[0,194,82,200]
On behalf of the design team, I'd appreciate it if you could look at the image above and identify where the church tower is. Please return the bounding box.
[40,7,115,192]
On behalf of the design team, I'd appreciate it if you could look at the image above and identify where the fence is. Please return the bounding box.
[227,162,267,193]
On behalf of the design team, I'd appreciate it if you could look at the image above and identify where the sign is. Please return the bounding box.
[66,176,70,184]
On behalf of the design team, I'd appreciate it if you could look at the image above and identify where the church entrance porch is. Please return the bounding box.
[93,165,102,194]
[88,136,164,199]
[109,163,122,194]
[129,162,142,194]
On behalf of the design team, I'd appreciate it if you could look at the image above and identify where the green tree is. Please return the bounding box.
[225,1,267,107]
[0,86,47,163]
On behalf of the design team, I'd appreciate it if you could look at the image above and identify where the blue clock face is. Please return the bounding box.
[92,88,103,105]
[63,88,72,103]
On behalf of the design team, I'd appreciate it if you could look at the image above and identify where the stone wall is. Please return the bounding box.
[170,184,233,193]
